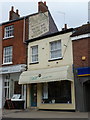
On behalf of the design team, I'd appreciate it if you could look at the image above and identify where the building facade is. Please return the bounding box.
[19,29,75,110]
[71,23,90,112]
[0,13,27,108]
[0,1,58,108]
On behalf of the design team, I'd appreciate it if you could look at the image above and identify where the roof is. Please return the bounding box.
[26,28,73,43]
[71,23,90,37]
[0,12,39,26]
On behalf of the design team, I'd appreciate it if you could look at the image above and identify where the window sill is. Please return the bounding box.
[3,36,14,40]
[2,62,13,66]
[29,62,39,65]
[41,103,72,104]
[48,57,63,62]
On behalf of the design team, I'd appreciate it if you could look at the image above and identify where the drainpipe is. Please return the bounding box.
[23,17,27,109]
[23,17,26,43]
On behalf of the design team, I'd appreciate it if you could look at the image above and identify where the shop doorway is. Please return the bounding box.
[84,80,90,112]
[31,84,37,107]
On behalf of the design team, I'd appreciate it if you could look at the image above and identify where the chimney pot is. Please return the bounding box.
[11,6,14,11]
[16,9,19,14]
[64,24,67,30]
[44,1,46,5]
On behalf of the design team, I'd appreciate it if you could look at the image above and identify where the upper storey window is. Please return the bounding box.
[3,46,13,64]
[31,45,38,63]
[50,40,62,60]
[4,25,14,39]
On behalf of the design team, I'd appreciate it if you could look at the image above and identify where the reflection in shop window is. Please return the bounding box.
[42,81,71,104]
[14,81,22,94]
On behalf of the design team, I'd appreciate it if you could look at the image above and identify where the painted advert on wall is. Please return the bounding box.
[29,12,49,39]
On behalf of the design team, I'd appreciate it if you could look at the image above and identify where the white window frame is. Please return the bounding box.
[4,25,14,39]
[31,45,38,63]
[3,46,13,64]
[4,79,10,99]
[50,40,62,60]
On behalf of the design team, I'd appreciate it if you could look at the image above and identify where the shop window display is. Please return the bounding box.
[42,81,71,104]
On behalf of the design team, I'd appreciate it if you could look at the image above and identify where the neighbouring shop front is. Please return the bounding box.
[74,67,90,112]
[19,66,75,110]
[0,64,26,108]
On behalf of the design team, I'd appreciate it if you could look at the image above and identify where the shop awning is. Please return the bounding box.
[19,66,73,84]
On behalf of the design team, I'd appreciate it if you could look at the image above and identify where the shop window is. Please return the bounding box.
[4,25,14,38]
[42,81,71,104]
[50,40,62,60]
[31,45,38,63]
[14,81,22,94]
[4,79,10,99]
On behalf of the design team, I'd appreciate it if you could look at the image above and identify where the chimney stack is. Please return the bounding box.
[9,6,20,20]
[38,1,48,13]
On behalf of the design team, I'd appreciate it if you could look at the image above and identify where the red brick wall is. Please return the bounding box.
[25,18,29,40]
[0,26,2,67]
[2,19,27,66]
[72,38,90,68]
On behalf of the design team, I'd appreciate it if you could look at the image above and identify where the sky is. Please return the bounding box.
[0,0,89,30]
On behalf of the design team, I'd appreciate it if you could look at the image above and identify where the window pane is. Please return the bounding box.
[3,46,12,63]
[50,40,62,59]
[31,46,38,62]
[4,25,14,38]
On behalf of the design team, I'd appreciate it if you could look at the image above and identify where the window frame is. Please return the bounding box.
[3,46,13,65]
[4,79,10,99]
[31,45,38,63]
[4,25,14,39]
[49,40,62,60]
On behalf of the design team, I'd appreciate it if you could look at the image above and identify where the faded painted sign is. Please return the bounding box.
[29,12,49,39]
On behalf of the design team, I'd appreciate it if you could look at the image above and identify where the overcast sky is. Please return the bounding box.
[0,0,89,30]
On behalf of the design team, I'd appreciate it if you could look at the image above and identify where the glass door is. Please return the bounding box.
[31,84,37,107]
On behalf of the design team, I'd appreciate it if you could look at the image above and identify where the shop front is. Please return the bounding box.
[0,64,26,108]
[19,66,75,110]
[74,67,90,112]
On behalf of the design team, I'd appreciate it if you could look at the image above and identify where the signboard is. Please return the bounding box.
[0,64,26,74]
[29,12,49,39]
[77,67,90,76]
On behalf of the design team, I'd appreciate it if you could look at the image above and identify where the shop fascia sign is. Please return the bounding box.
[0,64,26,74]
[30,74,52,81]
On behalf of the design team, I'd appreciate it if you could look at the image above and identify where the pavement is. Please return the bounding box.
[1,109,89,119]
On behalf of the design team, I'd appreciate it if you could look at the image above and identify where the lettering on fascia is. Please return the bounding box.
[30,75,52,81]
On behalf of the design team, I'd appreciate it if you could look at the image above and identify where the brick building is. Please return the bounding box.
[0,7,27,108]
[71,23,90,112]
[0,1,58,109]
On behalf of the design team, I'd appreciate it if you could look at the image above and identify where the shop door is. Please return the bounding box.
[31,84,37,107]
[84,81,90,112]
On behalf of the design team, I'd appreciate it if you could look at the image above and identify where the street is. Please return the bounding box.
[1,109,89,120]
